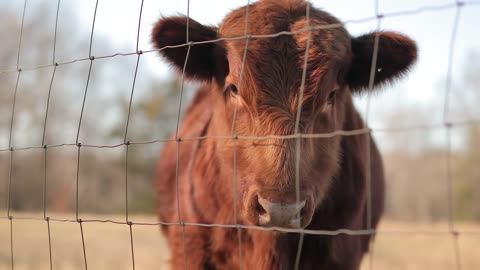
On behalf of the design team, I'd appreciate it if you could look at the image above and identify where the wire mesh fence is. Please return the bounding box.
[1,0,480,269]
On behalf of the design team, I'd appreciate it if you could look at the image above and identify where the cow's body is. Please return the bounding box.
[152,0,415,269]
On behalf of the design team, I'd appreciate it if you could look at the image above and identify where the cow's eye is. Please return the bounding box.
[224,84,239,96]
[327,89,337,104]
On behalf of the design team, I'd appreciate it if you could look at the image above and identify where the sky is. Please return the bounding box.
[2,0,480,151]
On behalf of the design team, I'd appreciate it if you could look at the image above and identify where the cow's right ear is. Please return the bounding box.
[152,16,229,82]
[347,31,417,92]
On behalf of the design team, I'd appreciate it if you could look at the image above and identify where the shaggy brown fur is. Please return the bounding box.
[152,0,416,269]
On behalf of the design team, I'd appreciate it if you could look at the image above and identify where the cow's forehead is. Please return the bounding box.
[219,0,349,44]
[219,0,352,87]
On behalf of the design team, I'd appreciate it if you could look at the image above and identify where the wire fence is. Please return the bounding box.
[1,0,480,269]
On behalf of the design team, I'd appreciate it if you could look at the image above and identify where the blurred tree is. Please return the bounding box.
[381,51,480,222]
[106,77,194,213]
[0,1,183,214]
[452,51,480,220]
[455,125,480,220]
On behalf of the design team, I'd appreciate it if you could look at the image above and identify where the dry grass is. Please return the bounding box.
[1,213,479,270]
[0,213,170,270]
[360,221,480,270]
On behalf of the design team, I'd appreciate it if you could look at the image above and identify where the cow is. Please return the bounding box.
[152,0,416,269]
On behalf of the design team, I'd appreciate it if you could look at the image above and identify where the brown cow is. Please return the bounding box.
[152,0,416,269]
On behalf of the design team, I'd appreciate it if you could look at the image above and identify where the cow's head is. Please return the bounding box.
[152,0,416,228]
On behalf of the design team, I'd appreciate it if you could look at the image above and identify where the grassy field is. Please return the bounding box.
[1,213,479,270]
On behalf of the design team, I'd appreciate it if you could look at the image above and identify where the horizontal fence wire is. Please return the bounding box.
[1,0,480,270]
[4,122,480,152]
[1,215,480,234]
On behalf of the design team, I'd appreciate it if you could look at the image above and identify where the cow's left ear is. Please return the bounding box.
[347,31,417,92]
[152,16,229,83]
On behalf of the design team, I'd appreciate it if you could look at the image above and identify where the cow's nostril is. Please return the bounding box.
[255,199,267,215]
[300,204,307,217]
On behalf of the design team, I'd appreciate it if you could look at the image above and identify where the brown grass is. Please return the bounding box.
[1,213,479,270]
[360,220,480,270]
[0,213,169,270]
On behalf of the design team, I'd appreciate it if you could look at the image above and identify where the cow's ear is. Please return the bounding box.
[152,16,229,82]
[347,31,417,93]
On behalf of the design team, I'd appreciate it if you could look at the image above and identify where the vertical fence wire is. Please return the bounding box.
[6,72,21,219]
[128,222,136,270]
[121,3,146,267]
[52,0,61,65]
[6,1,28,269]
[175,141,188,270]
[443,2,464,269]
[124,53,142,222]
[75,143,82,221]
[173,2,192,268]
[365,0,382,233]
[124,144,131,221]
[365,1,382,269]
[42,65,57,220]
[15,0,27,71]
[230,1,251,268]
[46,218,53,270]
[293,3,311,270]
[123,7,145,269]
[43,146,53,270]
[79,220,88,270]
[75,60,93,221]
[9,217,14,270]
[135,0,145,54]
[174,42,191,269]
[88,0,100,59]
[75,2,100,269]
[123,0,143,224]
